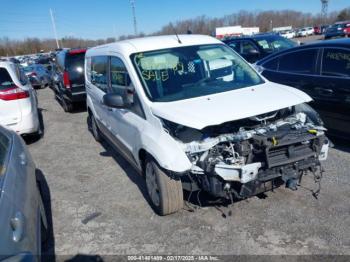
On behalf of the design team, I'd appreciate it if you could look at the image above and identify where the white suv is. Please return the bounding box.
[85,35,329,215]
[0,61,41,137]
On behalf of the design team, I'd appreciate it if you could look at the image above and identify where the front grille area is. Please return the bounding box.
[267,142,316,168]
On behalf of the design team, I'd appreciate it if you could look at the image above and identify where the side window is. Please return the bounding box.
[241,41,258,54]
[91,56,108,92]
[110,56,145,119]
[278,49,318,74]
[110,57,131,95]
[263,58,279,71]
[322,48,350,78]
[227,41,240,52]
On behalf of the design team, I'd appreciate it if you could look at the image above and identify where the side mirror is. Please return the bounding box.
[103,93,125,108]
[248,49,260,55]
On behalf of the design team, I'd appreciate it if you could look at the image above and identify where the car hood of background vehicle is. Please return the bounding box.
[151,82,312,130]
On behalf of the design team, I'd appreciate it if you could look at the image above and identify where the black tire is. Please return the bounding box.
[61,96,73,112]
[145,158,183,216]
[90,114,102,142]
[33,121,43,140]
[36,181,48,244]
[40,198,48,244]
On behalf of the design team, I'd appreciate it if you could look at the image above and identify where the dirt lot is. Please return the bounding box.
[28,86,350,259]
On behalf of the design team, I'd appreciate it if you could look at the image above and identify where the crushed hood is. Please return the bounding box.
[151,82,312,130]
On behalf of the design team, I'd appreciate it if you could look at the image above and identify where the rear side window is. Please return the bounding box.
[0,132,10,176]
[322,48,350,78]
[278,49,318,74]
[0,68,14,90]
[66,53,85,75]
[91,56,108,92]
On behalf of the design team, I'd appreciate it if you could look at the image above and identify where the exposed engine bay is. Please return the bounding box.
[162,104,329,201]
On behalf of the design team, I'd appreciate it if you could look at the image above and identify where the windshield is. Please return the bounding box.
[332,24,345,29]
[254,36,297,53]
[23,66,35,72]
[131,44,264,102]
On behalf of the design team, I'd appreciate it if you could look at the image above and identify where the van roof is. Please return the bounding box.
[86,34,221,57]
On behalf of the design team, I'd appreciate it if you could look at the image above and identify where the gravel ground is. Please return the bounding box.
[27,86,350,259]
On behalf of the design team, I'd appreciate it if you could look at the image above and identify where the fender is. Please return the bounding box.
[137,126,192,174]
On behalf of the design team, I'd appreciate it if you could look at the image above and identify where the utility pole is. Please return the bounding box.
[49,8,60,49]
[270,20,273,31]
[321,0,329,24]
[130,0,138,35]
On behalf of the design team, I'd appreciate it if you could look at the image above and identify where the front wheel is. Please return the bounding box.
[145,158,183,216]
[89,114,102,142]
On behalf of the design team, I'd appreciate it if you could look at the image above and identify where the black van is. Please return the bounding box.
[53,48,86,112]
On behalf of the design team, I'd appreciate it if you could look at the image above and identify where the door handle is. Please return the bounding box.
[315,87,334,95]
[10,212,24,242]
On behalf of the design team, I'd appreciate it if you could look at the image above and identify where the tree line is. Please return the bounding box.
[1,7,349,57]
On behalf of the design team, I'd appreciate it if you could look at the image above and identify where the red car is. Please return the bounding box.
[325,21,350,39]
[314,26,322,35]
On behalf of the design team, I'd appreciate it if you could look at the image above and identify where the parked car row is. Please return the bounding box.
[223,33,298,63]
[276,22,350,40]
[2,32,349,259]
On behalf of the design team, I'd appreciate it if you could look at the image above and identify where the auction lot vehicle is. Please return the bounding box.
[256,38,350,139]
[86,35,329,215]
[23,64,51,89]
[53,48,86,112]
[280,30,296,39]
[324,21,350,39]
[0,126,47,260]
[223,34,297,63]
[297,27,314,37]
[0,61,41,136]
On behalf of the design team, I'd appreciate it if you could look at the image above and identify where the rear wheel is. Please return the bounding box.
[36,181,48,244]
[145,158,183,216]
[61,96,73,112]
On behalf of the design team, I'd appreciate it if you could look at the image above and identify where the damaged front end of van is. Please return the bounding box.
[158,104,329,201]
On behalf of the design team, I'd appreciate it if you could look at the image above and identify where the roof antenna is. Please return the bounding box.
[170,23,182,44]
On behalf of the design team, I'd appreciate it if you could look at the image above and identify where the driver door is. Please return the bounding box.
[107,55,146,168]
